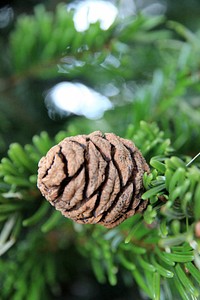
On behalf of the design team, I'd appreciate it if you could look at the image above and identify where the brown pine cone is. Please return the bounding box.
[37,131,149,228]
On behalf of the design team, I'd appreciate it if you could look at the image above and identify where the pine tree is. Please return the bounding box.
[0,2,200,299]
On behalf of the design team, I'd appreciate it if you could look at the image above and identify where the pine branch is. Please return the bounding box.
[1,4,170,89]
[0,3,200,299]
[2,2,199,154]
[0,122,199,299]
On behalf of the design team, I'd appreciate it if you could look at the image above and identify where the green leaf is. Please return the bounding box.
[32,135,51,155]
[159,233,187,247]
[150,255,174,278]
[137,255,156,272]
[0,214,16,244]
[143,205,157,224]
[4,175,32,187]
[91,257,106,284]
[23,202,49,227]
[165,168,174,191]
[152,272,161,300]
[41,210,62,233]
[174,273,192,300]
[143,172,153,189]
[194,183,200,220]
[150,157,166,173]
[118,253,136,271]
[175,263,199,298]
[0,158,20,177]
[8,143,34,172]
[155,247,175,267]
[142,183,166,200]
[120,243,146,254]
[164,252,194,263]
[0,239,15,256]
[185,262,200,284]
[132,268,152,298]
[159,219,168,237]
[0,203,24,213]
[167,21,198,44]
[106,260,117,286]
[168,167,186,194]
[124,215,142,243]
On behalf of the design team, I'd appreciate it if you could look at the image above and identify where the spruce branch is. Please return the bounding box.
[0,121,200,299]
[1,3,199,155]
[0,3,200,297]
[1,3,171,90]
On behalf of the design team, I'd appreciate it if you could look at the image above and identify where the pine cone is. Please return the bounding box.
[37,131,149,228]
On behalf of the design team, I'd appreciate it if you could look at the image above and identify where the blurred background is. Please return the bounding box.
[0,0,200,157]
[0,0,200,299]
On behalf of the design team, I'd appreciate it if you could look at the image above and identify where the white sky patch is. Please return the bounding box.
[46,82,113,120]
[68,0,118,32]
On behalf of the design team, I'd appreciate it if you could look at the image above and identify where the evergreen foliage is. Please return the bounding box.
[0,2,200,299]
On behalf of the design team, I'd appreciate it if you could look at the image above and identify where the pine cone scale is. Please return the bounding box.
[60,141,85,177]
[105,133,134,187]
[89,131,112,161]
[63,194,98,220]
[59,167,86,208]
[94,161,121,217]
[86,141,107,198]
[37,131,149,228]
[100,183,134,225]
[38,146,66,201]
